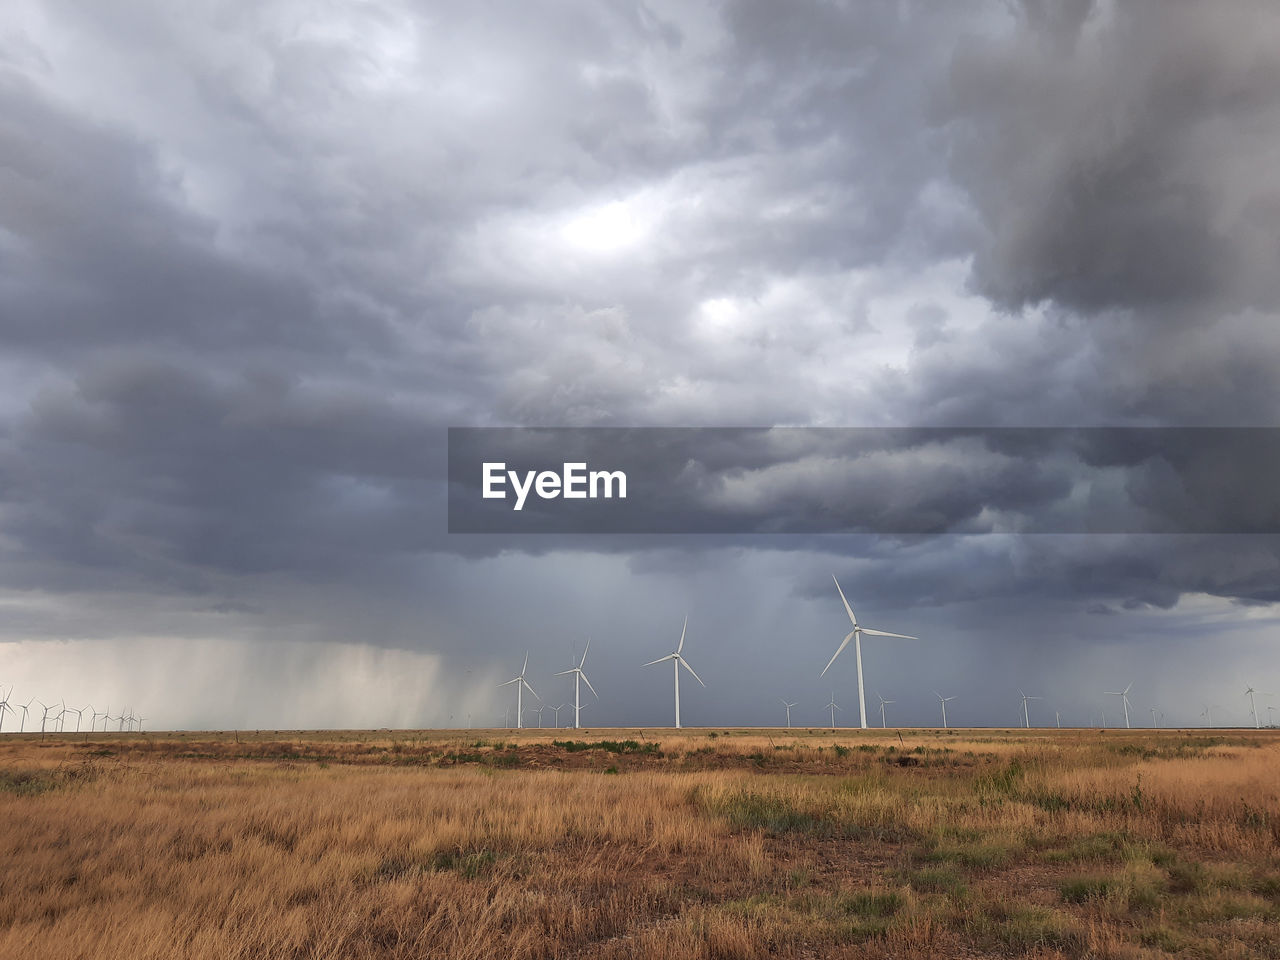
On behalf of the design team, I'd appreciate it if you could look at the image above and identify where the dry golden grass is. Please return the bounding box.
[2,728,1278,958]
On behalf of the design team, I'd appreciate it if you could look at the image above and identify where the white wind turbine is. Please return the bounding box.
[822,576,918,729]
[0,685,11,732]
[1149,706,1159,729]
[644,617,704,729]
[1104,683,1133,728]
[554,640,598,730]
[876,692,895,729]
[935,691,955,729]
[1244,686,1259,729]
[1018,690,1042,728]
[499,653,539,729]
[549,703,568,727]
[824,691,841,729]
[779,698,798,729]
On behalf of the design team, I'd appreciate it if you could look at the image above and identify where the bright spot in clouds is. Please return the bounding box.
[560,199,650,254]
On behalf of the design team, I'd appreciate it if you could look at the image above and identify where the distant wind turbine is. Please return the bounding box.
[554,640,598,730]
[876,692,895,729]
[549,703,568,727]
[935,691,954,730]
[1201,704,1217,728]
[824,691,840,729]
[499,653,539,729]
[1104,683,1133,728]
[1018,690,1042,728]
[779,698,798,728]
[822,576,918,730]
[1244,686,1259,729]
[1149,706,1159,729]
[644,616,705,729]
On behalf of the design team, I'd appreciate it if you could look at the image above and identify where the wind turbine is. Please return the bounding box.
[1149,706,1159,729]
[644,616,705,729]
[0,685,11,732]
[824,691,840,729]
[1201,704,1217,728]
[1104,683,1133,728]
[935,691,954,729]
[779,698,798,728]
[1245,686,1259,729]
[1018,690,1042,728]
[1055,711,1061,728]
[549,703,567,727]
[18,699,34,733]
[554,640,598,730]
[822,576,918,729]
[499,653,539,729]
[876,692,895,729]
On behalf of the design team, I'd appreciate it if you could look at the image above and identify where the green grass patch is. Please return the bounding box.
[712,791,822,835]
[1060,875,1117,903]
[552,739,660,755]
[908,866,968,898]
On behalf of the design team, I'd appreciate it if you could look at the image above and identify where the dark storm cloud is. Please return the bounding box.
[944,0,1280,315]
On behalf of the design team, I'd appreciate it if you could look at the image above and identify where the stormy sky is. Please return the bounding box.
[2,0,1279,731]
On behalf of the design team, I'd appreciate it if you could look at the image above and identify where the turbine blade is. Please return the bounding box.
[820,631,856,677]
[679,658,706,687]
[677,616,687,654]
[644,654,676,666]
[832,575,858,626]
[522,651,529,675]
[553,669,575,677]
[581,671,599,699]
[522,679,539,700]
[580,638,591,669]
[859,627,918,640]
[499,677,521,686]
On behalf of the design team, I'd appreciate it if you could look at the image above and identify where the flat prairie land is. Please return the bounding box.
[2,728,1278,959]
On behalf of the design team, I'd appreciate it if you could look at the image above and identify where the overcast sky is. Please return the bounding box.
[2,0,1279,731]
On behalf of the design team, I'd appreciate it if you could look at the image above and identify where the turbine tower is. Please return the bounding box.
[1245,686,1259,729]
[644,617,704,729]
[935,691,955,729]
[824,691,840,729]
[554,640,598,730]
[876,692,895,729]
[822,576,918,730]
[779,698,798,729]
[499,652,539,729]
[1104,683,1133,728]
[1018,690,1042,728]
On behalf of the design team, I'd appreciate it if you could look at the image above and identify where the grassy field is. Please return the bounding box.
[2,727,1278,958]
